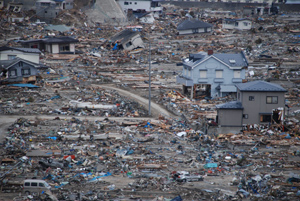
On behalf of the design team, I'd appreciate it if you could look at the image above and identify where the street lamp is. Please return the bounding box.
[148,39,151,116]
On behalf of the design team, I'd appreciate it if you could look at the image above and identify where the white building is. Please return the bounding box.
[222,18,252,30]
[0,47,41,64]
[116,0,163,18]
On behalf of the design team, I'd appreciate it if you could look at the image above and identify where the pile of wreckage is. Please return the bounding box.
[0,115,299,200]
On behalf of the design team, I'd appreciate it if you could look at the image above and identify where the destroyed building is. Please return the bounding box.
[177,19,213,35]
[222,18,252,30]
[110,29,145,51]
[0,1,300,201]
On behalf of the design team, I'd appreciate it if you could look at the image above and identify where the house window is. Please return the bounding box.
[260,114,271,122]
[124,2,129,5]
[266,96,278,104]
[235,22,239,26]
[9,69,17,76]
[234,70,241,78]
[59,45,70,52]
[199,70,207,78]
[18,62,23,67]
[22,68,30,75]
[130,2,132,4]
[135,2,137,4]
[192,29,199,33]
[215,70,223,78]
[45,11,47,13]
[243,114,248,119]
[126,41,132,47]
[249,96,254,101]
[243,22,248,26]
[8,55,16,60]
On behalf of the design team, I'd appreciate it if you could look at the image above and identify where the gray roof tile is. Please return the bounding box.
[236,81,287,92]
[216,101,243,109]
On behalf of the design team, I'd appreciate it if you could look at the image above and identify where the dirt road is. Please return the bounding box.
[92,84,175,118]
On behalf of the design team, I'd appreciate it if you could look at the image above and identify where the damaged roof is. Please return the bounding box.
[177,19,212,30]
[110,29,140,44]
[236,81,287,92]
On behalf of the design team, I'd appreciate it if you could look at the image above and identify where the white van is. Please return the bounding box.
[23,179,51,195]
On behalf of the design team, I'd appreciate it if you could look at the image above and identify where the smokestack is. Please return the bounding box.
[208,49,213,55]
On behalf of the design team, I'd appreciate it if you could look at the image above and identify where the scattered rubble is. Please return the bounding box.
[0,2,300,201]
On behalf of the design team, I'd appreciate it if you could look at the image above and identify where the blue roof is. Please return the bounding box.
[7,84,40,88]
[214,52,248,67]
[216,101,243,109]
[184,51,248,69]
[236,81,287,92]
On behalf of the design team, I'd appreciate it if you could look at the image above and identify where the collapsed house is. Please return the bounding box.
[110,29,144,51]
[177,19,213,35]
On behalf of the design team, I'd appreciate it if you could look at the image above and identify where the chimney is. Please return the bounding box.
[208,49,213,56]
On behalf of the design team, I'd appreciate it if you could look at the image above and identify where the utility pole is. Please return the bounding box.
[148,39,151,116]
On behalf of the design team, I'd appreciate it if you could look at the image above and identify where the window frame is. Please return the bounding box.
[199,70,207,78]
[243,114,248,119]
[234,70,241,78]
[266,96,278,104]
[249,96,255,101]
[22,68,31,75]
[215,70,223,78]
[8,55,17,60]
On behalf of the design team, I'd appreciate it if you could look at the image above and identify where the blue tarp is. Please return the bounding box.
[7,84,40,88]
[112,43,118,50]
[171,195,183,201]
[204,163,218,169]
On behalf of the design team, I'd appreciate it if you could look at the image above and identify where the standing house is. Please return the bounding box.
[0,47,43,84]
[176,50,248,99]
[35,0,74,23]
[116,0,163,18]
[222,18,252,30]
[0,47,41,64]
[0,58,40,84]
[177,20,213,35]
[110,29,144,51]
[21,36,79,54]
[216,81,287,127]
